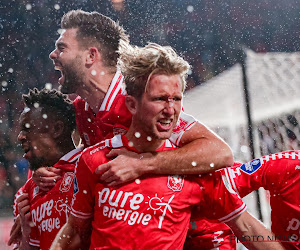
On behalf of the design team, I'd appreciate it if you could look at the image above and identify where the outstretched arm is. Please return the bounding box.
[96,122,233,186]
[226,211,284,250]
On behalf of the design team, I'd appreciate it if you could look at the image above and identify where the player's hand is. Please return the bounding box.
[17,193,32,237]
[8,215,22,246]
[95,149,152,186]
[32,167,62,191]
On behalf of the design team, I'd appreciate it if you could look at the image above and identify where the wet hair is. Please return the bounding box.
[61,9,129,67]
[22,88,76,134]
[118,42,190,98]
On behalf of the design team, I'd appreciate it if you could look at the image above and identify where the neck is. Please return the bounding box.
[48,139,76,166]
[77,67,116,114]
[125,125,165,153]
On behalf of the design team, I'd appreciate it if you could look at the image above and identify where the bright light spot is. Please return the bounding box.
[25,123,30,128]
[147,136,152,141]
[8,68,13,73]
[135,132,141,138]
[83,190,87,194]
[100,71,105,75]
[128,141,134,147]
[42,114,48,119]
[15,176,20,182]
[0,63,2,67]
[1,81,7,87]
[0,120,2,123]
[210,163,215,168]
[191,161,197,166]
[87,118,91,122]
[57,29,63,34]
[6,182,10,186]
[34,146,37,149]
[91,70,97,76]
[135,179,141,184]
[187,69,192,75]
[241,145,249,153]
[13,164,17,168]
[54,4,60,10]
[187,5,194,12]
[34,102,39,108]
[26,4,32,10]
[45,83,52,90]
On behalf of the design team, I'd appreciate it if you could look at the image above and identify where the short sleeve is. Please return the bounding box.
[169,110,197,146]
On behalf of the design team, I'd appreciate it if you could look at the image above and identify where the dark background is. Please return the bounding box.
[0,0,299,213]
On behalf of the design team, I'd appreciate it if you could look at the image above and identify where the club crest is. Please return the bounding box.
[59,172,74,192]
[167,175,184,191]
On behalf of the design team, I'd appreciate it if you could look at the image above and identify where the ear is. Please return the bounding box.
[51,120,65,139]
[125,95,138,115]
[85,47,100,65]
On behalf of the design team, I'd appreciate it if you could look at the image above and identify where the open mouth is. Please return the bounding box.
[157,119,173,131]
[54,65,65,84]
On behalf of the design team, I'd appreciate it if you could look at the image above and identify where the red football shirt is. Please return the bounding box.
[73,70,197,147]
[13,148,82,249]
[71,135,246,249]
[223,151,300,250]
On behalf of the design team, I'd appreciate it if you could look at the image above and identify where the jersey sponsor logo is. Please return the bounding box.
[97,188,174,228]
[240,159,262,175]
[73,175,79,194]
[113,127,127,136]
[167,175,184,191]
[172,118,188,134]
[55,199,71,221]
[83,132,91,146]
[59,172,74,193]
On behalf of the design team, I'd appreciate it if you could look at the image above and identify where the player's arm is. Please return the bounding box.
[226,211,284,250]
[50,214,92,250]
[96,121,233,186]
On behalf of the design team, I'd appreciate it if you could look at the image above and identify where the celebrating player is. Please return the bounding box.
[51,43,283,250]
[11,88,82,249]
[33,9,233,190]
[186,154,300,250]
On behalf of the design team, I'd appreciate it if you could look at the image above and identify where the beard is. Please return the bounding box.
[59,56,85,94]
[28,155,46,171]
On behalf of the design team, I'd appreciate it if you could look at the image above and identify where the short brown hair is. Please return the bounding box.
[61,10,129,67]
[118,42,190,98]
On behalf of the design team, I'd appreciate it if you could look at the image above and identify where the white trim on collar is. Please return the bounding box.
[60,146,83,163]
[99,70,124,112]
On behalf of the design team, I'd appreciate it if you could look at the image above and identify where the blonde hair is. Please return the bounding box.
[118,42,190,98]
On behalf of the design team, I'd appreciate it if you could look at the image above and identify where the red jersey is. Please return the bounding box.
[222,151,300,250]
[73,70,197,147]
[184,218,236,250]
[71,135,246,249]
[13,148,82,249]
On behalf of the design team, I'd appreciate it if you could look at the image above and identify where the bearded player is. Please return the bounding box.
[51,43,283,250]
[34,9,233,190]
[12,88,82,249]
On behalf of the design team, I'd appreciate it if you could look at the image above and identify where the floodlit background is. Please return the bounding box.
[1,0,300,248]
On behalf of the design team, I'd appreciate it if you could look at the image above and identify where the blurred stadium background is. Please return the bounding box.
[0,0,299,248]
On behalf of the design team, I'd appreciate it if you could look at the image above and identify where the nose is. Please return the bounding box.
[163,99,175,115]
[17,131,26,142]
[49,49,57,60]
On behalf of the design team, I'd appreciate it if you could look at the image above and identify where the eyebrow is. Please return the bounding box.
[56,41,67,48]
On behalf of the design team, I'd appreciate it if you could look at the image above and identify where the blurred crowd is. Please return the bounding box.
[0,0,299,213]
